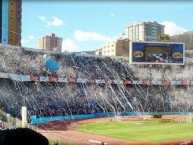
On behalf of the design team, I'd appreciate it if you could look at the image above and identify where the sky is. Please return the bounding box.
[21,0,193,52]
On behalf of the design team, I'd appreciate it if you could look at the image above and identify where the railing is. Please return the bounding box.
[1,72,193,86]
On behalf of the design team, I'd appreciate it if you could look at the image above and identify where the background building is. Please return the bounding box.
[124,21,165,41]
[96,38,130,57]
[39,33,63,52]
[0,0,22,46]
[96,21,165,57]
[95,49,102,56]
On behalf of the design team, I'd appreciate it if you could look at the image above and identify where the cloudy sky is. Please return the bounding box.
[21,0,193,52]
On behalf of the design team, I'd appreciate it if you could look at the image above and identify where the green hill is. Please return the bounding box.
[170,31,193,50]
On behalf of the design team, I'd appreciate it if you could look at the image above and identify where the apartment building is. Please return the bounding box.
[124,21,165,41]
[39,33,63,52]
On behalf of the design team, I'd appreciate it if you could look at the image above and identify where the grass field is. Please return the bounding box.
[77,120,193,143]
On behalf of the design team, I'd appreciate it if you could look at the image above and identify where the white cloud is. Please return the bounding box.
[74,30,112,42]
[161,21,188,36]
[46,16,64,27]
[21,35,35,47]
[21,39,29,44]
[28,35,35,40]
[62,39,79,52]
[111,13,115,17]
[38,16,46,21]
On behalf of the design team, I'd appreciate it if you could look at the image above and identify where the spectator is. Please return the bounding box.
[0,128,49,145]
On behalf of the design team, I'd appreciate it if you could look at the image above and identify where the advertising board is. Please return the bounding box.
[130,41,185,65]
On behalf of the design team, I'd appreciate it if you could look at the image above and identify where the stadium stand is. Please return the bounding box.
[0,44,193,125]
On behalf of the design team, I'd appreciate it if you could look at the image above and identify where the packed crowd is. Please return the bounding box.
[0,78,193,119]
[0,44,133,80]
[1,44,193,81]
[0,44,193,120]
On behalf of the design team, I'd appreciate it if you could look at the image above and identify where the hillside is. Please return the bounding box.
[170,31,193,50]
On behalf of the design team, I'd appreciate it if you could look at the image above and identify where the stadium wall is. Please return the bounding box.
[31,111,193,125]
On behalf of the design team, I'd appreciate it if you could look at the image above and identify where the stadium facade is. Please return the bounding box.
[0,0,22,46]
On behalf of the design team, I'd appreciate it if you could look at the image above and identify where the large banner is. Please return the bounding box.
[130,41,185,65]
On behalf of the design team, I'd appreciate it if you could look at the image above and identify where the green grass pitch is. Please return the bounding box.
[77,120,193,143]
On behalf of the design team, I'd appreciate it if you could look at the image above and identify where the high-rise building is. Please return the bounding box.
[0,0,22,46]
[39,33,63,52]
[124,21,165,41]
